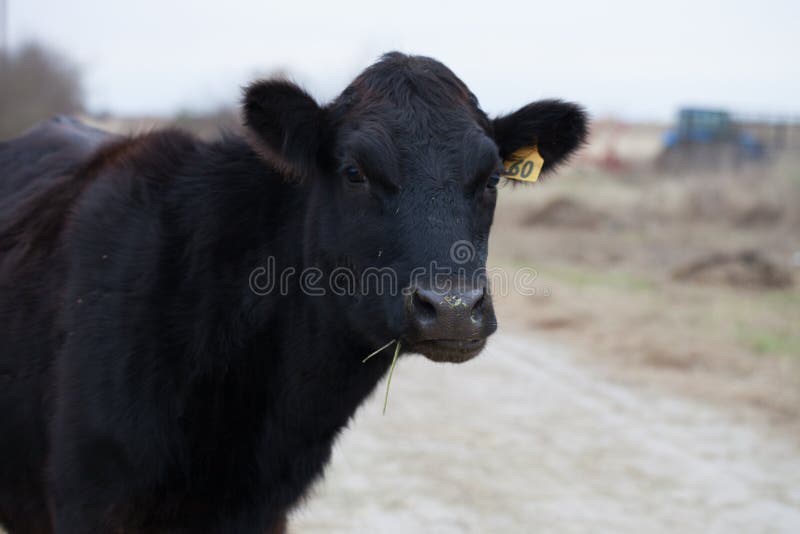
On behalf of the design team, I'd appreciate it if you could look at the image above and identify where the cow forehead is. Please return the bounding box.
[330,57,497,183]
[336,89,483,134]
[338,117,499,183]
[340,110,485,152]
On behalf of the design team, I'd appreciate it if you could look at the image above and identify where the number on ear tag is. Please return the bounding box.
[504,145,544,183]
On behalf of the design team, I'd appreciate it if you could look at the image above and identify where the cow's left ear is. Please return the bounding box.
[492,100,588,175]
[243,79,327,181]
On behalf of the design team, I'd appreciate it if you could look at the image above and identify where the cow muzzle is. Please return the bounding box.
[404,285,497,363]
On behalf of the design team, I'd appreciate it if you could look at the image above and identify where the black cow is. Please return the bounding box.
[0,52,587,533]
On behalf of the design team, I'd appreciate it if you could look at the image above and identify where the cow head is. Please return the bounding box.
[243,52,587,363]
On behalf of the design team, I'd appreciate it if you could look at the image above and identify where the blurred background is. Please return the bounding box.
[1,1,799,532]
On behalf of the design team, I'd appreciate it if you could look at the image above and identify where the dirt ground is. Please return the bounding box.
[292,334,800,533]
[487,140,800,428]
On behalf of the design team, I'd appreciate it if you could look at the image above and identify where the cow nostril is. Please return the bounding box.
[473,289,486,311]
[411,290,438,321]
[470,289,486,322]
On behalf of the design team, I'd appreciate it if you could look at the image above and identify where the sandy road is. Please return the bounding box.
[291,333,800,533]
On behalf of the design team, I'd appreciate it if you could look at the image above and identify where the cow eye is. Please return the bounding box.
[343,165,366,184]
[486,173,501,189]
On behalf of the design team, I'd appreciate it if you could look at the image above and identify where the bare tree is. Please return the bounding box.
[0,41,84,140]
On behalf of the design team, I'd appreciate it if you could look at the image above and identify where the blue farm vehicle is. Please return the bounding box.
[658,108,766,171]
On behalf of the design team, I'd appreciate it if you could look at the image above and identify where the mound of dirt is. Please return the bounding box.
[673,250,794,289]
[522,197,609,229]
[734,204,784,227]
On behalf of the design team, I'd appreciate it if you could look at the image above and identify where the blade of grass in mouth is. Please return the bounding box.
[382,341,401,415]
[362,339,396,363]
[361,339,402,415]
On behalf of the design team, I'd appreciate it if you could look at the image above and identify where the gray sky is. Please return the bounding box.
[7,0,799,120]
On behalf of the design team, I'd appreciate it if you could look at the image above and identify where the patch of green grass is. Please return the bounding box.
[762,290,800,310]
[737,325,800,358]
[540,265,656,293]
[491,260,656,293]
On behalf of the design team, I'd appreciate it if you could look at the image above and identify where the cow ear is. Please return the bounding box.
[492,100,588,175]
[243,79,326,180]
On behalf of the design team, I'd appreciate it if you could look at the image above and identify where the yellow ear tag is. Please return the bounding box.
[503,145,544,182]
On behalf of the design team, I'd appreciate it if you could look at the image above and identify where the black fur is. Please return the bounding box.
[0,53,587,533]
[493,99,588,173]
[242,79,326,181]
